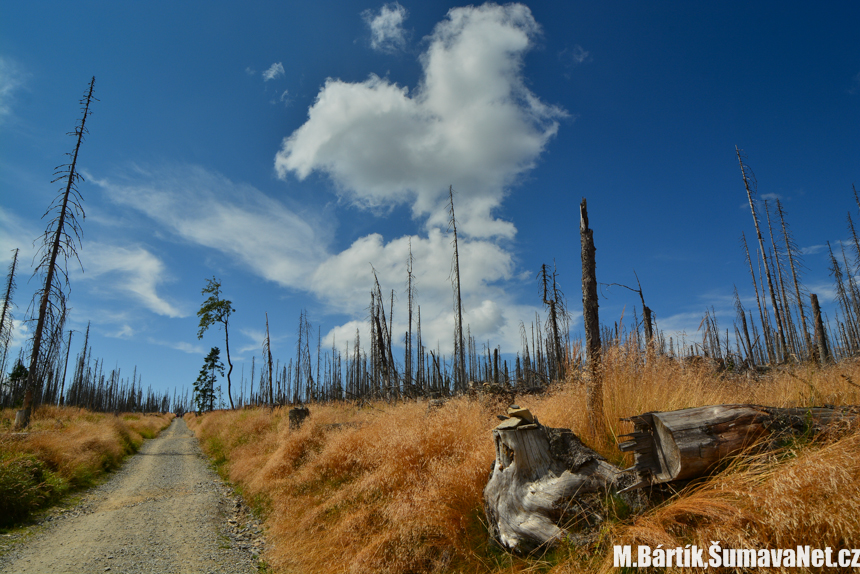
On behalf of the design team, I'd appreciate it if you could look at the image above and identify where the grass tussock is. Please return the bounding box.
[187,353,860,574]
[0,406,173,527]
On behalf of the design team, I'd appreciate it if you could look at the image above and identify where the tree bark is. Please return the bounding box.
[580,198,605,439]
[810,293,830,363]
[484,411,628,553]
[619,404,858,486]
[738,147,788,362]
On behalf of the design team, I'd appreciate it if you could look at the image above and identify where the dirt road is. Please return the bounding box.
[0,418,261,574]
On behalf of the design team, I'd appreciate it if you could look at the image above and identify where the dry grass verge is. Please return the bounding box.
[187,354,860,573]
[0,406,173,527]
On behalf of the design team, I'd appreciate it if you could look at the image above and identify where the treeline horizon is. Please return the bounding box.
[1,153,856,416]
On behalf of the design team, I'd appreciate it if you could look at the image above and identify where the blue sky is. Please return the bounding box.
[1,1,858,399]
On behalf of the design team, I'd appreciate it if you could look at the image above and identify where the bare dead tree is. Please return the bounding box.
[741,232,773,363]
[17,78,96,429]
[737,147,787,362]
[764,200,798,359]
[447,186,467,392]
[580,198,605,439]
[733,286,754,365]
[265,313,274,406]
[776,199,812,358]
[0,248,20,385]
[405,240,414,394]
[810,293,831,363]
[602,270,654,361]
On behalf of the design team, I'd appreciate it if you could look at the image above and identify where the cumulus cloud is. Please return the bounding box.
[79,242,184,318]
[311,229,541,354]
[363,2,409,53]
[262,62,285,81]
[276,3,565,239]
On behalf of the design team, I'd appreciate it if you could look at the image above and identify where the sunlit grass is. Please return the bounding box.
[0,407,173,527]
[187,353,860,573]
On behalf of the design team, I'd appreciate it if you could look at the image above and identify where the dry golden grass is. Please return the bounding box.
[187,352,860,574]
[0,406,173,527]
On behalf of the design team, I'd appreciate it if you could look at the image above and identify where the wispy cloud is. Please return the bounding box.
[262,62,285,82]
[0,207,39,265]
[148,337,206,355]
[277,3,565,239]
[93,165,331,290]
[362,2,409,53]
[77,242,184,318]
[849,71,860,95]
[0,56,27,123]
[559,44,591,66]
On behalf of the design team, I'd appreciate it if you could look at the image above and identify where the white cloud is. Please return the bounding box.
[560,44,591,67]
[93,165,330,290]
[78,242,184,318]
[276,3,565,239]
[94,162,547,354]
[312,229,541,353]
[262,62,285,82]
[0,56,27,122]
[148,337,206,355]
[0,207,39,265]
[107,325,134,339]
[363,2,409,53]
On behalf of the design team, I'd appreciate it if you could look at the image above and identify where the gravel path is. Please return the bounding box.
[0,418,263,574]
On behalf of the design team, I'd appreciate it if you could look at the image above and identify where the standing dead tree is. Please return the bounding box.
[0,249,20,387]
[448,186,467,393]
[539,262,567,381]
[265,313,274,406]
[737,147,788,362]
[580,198,605,439]
[602,270,655,361]
[17,77,96,430]
[776,199,812,358]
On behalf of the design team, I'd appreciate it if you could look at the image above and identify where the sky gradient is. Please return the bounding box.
[1,1,858,399]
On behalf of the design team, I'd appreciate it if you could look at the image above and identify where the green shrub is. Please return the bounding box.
[0,453,67,527]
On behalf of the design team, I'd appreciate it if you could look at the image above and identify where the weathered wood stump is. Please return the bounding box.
[619,404,860,487]
[288,406,310,430]
[483,407,632,553]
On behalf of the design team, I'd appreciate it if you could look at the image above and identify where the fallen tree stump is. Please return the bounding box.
[483,406,635,553]
[288,406,310,430]
[485,403,860,553]
[619,404,860,487]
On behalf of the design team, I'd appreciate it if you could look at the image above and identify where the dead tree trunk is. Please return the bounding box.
[580,198,605,439]
[619,404,858,487]
[484,407,629,553]
[810,293,830,363]
[737,147,788,361]
[19,78,96,429]
[448,186,467,393]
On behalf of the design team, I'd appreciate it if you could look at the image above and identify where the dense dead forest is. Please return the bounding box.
[1,151,856,416]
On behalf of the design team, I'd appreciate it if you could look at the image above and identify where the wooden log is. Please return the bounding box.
[484,415,631,553]
[619,404,860,487]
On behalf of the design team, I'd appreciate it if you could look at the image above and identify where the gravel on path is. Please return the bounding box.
[0,417,265,574]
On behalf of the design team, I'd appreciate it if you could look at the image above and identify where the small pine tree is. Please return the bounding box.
[193,347,223,414]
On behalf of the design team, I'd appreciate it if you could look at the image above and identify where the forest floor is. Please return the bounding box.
[0,418,266,574]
